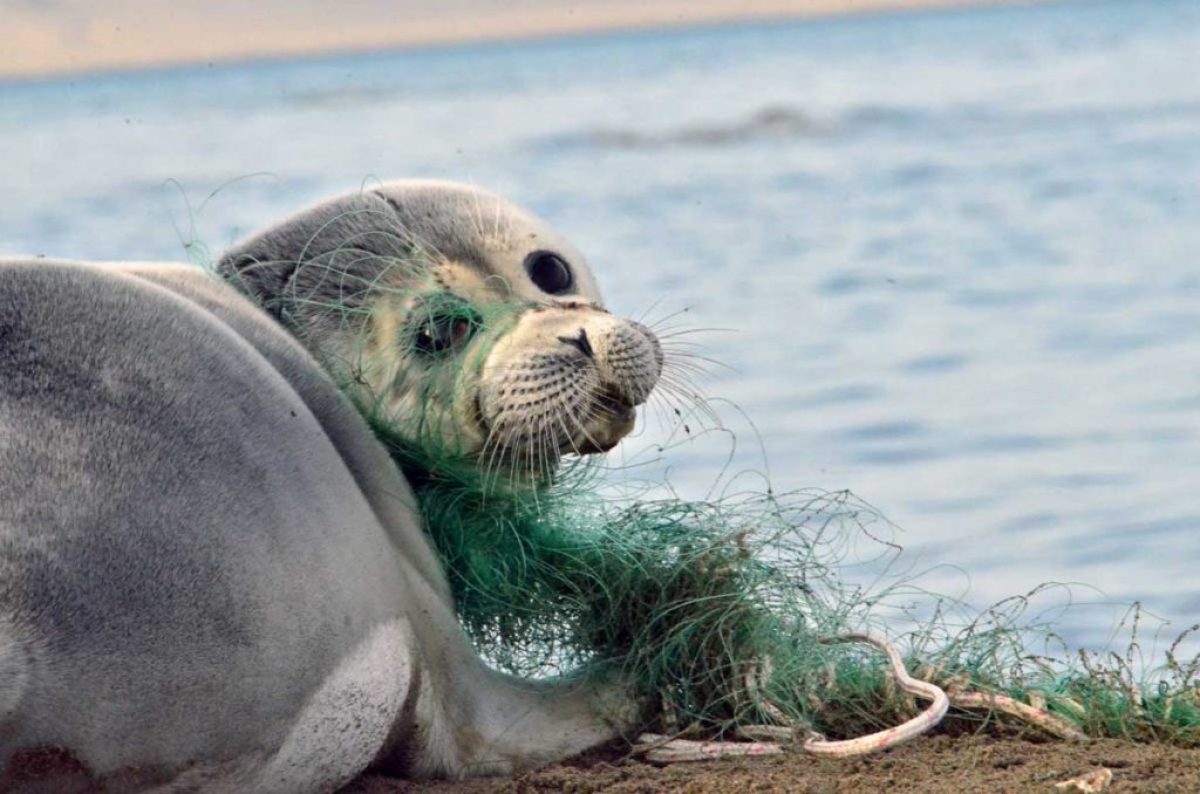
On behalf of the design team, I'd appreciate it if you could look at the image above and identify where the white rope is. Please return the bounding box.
[800,632,950,757]
[633,733,783,763]
[634,630,1087,765]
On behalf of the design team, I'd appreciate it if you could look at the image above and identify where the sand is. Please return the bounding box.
[343,736,1200,793]
[5,0,1034,80]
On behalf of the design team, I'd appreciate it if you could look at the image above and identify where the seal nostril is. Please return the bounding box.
[557,328,595,361]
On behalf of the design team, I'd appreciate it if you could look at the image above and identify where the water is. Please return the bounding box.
[3,0,1199,652]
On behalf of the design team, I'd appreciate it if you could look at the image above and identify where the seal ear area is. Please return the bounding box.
[215,191,414,321]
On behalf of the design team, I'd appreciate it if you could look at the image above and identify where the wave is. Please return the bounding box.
[559,105,827,150]
[543,96,1200,153]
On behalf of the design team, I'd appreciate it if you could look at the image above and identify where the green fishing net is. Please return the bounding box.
[365,388,1200,745]
[215,246,1199,745]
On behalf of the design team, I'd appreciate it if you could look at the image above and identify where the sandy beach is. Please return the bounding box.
[4,0,1035,79]
[342,735,1200,793]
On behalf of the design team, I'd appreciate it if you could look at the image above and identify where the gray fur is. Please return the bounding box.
[217,180,600,343]
[0,256,637,792]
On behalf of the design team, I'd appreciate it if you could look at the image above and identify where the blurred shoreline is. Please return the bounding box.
[3,0,1041,81]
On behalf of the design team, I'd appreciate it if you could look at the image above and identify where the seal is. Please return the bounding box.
[0,181,661,792]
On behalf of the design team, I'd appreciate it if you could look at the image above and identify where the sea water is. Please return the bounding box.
[2,0,1199,652]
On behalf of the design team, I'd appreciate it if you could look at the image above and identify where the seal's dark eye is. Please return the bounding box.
[412,303,481,357]
[525,251,574,295]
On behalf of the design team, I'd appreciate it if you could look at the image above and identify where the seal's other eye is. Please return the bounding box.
[525,251,574,295]
[414,316,471,356]
[411,298,482,357]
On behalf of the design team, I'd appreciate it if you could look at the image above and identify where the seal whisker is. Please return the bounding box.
[657,354,730,383]
[640,304,697,332]
[652,374,722,430]
[636,295,668,325]
[651,324,734,339]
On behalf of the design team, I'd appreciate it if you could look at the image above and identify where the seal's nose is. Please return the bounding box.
[574,319,662,408]
[599,324,661,407]
[557,328,595,360]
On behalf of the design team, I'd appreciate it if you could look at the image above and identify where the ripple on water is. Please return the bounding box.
[850,446,944,466]
[960,433,1065,454]
[833,420,928,442]
[791,383,886,408]
[900,354,969,374]
[997,512,1063,535]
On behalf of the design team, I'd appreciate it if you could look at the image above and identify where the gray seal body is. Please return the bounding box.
[0,257,636,792]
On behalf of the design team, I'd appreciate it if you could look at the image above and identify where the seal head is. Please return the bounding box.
[218,181,662,476]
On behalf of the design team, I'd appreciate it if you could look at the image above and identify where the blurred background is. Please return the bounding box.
[2,0,1198,651]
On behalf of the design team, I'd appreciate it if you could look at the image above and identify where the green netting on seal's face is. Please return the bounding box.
[316,278,529,465]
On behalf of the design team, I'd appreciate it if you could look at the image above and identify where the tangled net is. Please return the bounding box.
[368,424,1200,758]
[201,214,1200,756]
